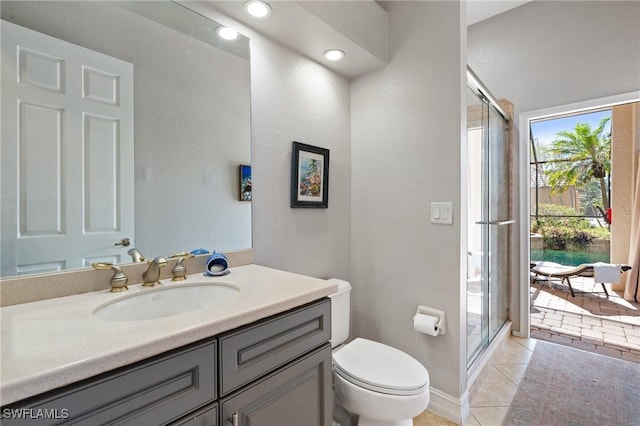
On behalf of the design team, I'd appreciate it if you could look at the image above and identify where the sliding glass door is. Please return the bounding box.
[466,85,511,366]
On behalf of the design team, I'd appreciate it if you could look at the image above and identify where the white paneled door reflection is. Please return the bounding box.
[1,20,134,276]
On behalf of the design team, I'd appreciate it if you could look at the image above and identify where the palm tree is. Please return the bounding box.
[543,116,611,211]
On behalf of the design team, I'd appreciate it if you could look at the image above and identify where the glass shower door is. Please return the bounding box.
[466,86,511,365]
[467,87,489,363]
[487,104,511,341]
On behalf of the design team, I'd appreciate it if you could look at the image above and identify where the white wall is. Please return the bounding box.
[468,0,640,116]
[250,29,352,280]
[351,0,467,407]
[178,0,353,281]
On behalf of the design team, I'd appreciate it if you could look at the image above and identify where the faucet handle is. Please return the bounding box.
[168,252,191,259]
[168,252,195,281]
[92,262,128,293]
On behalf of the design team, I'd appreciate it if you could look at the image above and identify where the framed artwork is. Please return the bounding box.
[291,142,329,208]
[239,164,252,201]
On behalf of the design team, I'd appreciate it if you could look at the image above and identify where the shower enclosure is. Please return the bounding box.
[466,68,512,366]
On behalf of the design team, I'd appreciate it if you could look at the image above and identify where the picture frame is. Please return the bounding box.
[291,142,329,208]
[239,164,252,201]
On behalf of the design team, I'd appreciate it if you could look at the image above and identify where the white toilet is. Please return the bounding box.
[329,279,430,426]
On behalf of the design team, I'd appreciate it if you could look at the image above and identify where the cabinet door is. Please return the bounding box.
[220,344,332,426]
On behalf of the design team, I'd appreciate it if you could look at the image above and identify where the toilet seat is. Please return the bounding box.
[332,338,429,396]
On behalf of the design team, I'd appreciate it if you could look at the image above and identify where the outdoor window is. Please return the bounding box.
[530,109,612,266]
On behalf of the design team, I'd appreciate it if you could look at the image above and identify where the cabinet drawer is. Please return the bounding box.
[170,402,218,426]
[220,344,332,426]
[219,298,331,396]
[2,340,217,426]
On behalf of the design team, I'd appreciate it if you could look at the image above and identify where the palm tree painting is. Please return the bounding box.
[299,157,322,197]
[543,116,611,211]
[239,165,251,201]
[291,142,329,208]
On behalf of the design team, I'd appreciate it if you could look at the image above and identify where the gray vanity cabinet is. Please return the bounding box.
[1,340,217,426]
[220,344,332,426]
[218,298,331,395]
[170,403,218,426]
[2,298,332,426]
[218,298,332,426]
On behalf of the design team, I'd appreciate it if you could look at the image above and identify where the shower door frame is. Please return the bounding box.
[466,68,512,367]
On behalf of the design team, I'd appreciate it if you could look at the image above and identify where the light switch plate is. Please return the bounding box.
[431,202,453,224]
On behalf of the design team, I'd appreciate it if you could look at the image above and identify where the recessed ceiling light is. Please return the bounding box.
[244,0,272,19]
[216,26,239,41]
[323,49,345,61]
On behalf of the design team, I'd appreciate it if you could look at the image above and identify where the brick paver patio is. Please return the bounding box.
[530,275,640,363]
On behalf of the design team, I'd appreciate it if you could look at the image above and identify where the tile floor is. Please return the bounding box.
[530,275,640,363]
[464,336,536,426]
[412,335,537,426]
[414,410,458,426]
[413,275,640,425]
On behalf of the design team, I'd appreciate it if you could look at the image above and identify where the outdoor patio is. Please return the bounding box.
[530,275,640,363]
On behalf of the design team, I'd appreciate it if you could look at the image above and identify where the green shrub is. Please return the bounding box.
[532,203,610,251]
[532,204,588,229]
[542,227,569,250]
[586,226,610,239]
[572,230,593,249]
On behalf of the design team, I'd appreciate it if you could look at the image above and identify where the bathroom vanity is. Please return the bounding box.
[0,265,336,425]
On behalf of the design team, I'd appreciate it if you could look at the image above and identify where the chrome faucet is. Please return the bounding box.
[142,256,168,287]
[127,248,145,263]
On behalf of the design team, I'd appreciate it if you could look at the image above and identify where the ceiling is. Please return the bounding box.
[207,1,533,78]
[208,1,388,78]
[466,0,533,26]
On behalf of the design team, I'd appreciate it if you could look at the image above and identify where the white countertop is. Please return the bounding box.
[0,264,337,405]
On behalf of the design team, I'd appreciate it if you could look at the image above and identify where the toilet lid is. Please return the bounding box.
[333,338,429,396]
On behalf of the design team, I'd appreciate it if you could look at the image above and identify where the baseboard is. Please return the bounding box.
[427,387,470,425]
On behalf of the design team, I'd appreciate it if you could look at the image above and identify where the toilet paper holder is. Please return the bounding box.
[414,306,446,335]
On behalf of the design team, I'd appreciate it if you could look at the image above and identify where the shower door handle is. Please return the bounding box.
[489,219,515,226]
[475,219,515,226]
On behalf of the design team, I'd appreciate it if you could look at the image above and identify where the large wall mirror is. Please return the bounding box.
[0,1,252,278]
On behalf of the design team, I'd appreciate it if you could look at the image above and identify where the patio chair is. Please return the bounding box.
[530,261,632,297]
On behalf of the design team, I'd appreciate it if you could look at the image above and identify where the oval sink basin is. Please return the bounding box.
[92,282,240,321]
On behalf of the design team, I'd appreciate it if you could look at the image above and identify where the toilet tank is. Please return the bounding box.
[328,279,351,348]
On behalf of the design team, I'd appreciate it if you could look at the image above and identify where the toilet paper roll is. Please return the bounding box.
[413,314,440,336]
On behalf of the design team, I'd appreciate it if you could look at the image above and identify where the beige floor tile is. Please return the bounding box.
[470,407,509,426]
[462,413,481,426]
[512,336,537,351]
[493,363,529,385]
[470,366,518,407]
[413,410,457,426]
[490,338,533,364]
